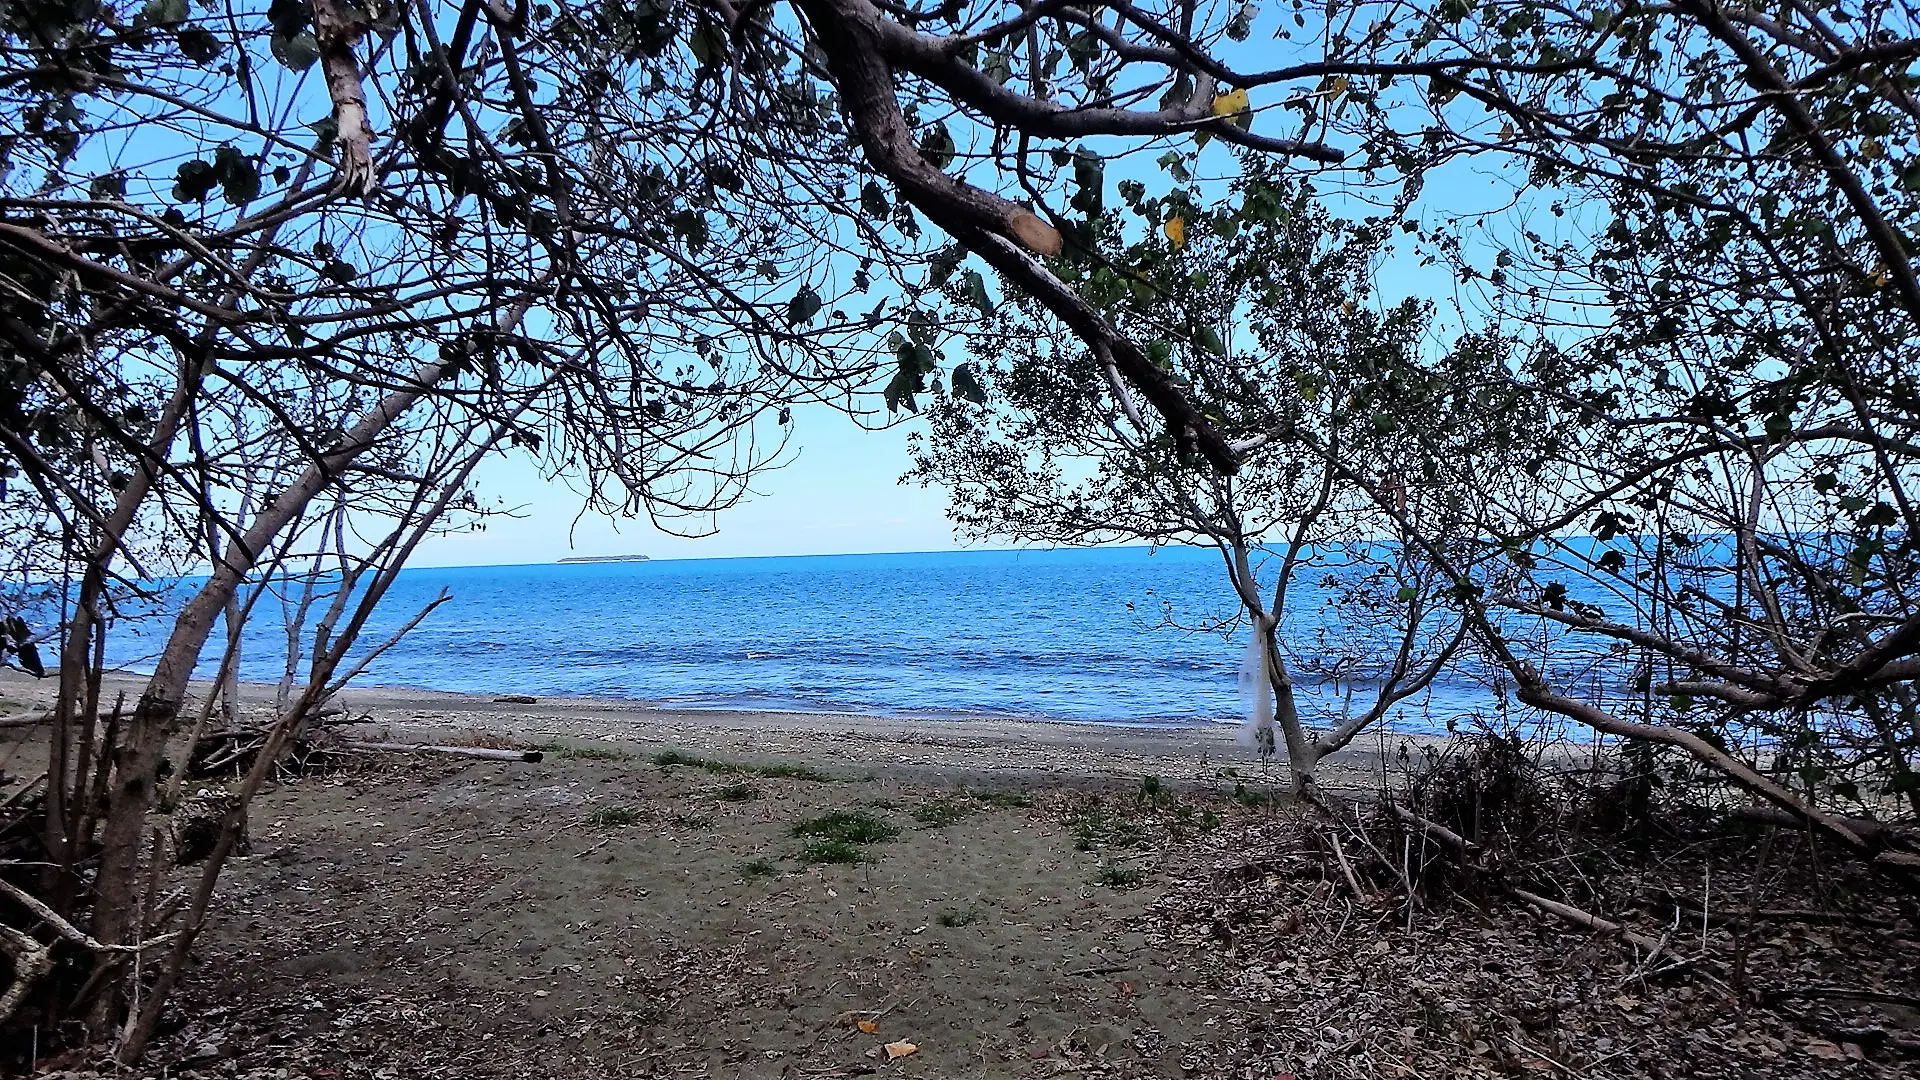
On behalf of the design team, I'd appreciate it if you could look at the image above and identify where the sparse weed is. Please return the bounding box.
[670,811,715,829]
[966,788,1034,809]
[714,781,761,802]
[1067,803,1146,851]
[936,903,984,928]
[911,797,975,828]
[800,838,869,864]
[533,741,631,761]
[588,805,643,827]
[740,857,779,878]
[650,749,728,772]
[455,729,523,751]
[754,762,833,781]
[651,750,832,781]
[1231,781,1282,808]
[1137,774,1172,808]
[791,809,900,845]
[1093,861,1147,888]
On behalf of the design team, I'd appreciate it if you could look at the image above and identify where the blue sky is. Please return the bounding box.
[411,406,965,565]
[408,177,1512,568]
[404,14,1540,570]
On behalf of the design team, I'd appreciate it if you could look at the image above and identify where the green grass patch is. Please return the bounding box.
[1067,803,1147,851]
[935,903,984,928]
[650,749,732,772]
[740,857,779,878]
[791,809,901,845]
[714,781,761,802]
[911,797,976,828]
[651,750,832,781]
[1092,861,1147,888]
[753,761,833,781]
[799,838,870,864]
[588,805,644,827]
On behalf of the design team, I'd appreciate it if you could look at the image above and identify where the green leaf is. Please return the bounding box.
[689,22,728,66]
[885,342,937,412]
[171,159,219,204]
[176,27,223,64]
[960,269,993,318]
[1901,157,1920,194]
[1395,586,1419,603]
[951,363,987,404]
[670,210,710,252]
[272,31,320,72]
[1226,2,1256,41]
[920,123,956,171]
[12,640,43,678]
[1070,149,1104,217]
[88,172,127,200]
[214,146,259,206]
[786,286,822,328]
[1065,30,1100,70]
[142,0,189,26]
[1192,325,1225,356]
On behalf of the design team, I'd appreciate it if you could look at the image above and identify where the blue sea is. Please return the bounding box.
[105,546,1511,732]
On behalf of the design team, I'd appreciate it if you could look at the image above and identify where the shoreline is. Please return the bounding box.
[0,669,1412,792]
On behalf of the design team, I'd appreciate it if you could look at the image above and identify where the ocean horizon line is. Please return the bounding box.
[409,541,1188,572]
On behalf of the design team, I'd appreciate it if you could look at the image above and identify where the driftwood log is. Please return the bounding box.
[341,741,543,762]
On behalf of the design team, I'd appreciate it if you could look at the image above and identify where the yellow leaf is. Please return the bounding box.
[1164,215,1186,249]
[855,1020,878,1034]
[884,1040,919,1059]
[1327,76,1349,98]
[1211,88,1250,120]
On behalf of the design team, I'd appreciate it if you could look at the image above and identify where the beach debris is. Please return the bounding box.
[493,695,539,704]
[883,1039,918,1059]
[341,740,544,763]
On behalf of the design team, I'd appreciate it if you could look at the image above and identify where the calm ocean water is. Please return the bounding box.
[106,546,1501,732]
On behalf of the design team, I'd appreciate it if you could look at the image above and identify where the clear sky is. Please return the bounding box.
[405,54,1530,571]
[411,407,967,566]
[407,218,1494,568]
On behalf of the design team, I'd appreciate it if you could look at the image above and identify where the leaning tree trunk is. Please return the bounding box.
[86,360,450,968]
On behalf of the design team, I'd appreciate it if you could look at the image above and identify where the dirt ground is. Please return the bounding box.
[5,679,1920,1079]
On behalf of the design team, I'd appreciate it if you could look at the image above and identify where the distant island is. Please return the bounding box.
[556,554,652,564]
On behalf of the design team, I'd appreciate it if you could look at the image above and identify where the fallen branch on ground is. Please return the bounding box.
[341,740,543,762]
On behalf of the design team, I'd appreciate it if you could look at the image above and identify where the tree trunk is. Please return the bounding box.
[88,361,448,957]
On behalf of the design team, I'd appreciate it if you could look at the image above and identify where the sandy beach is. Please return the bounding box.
[1,669,1403,793]
[4,671,1911,1079]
